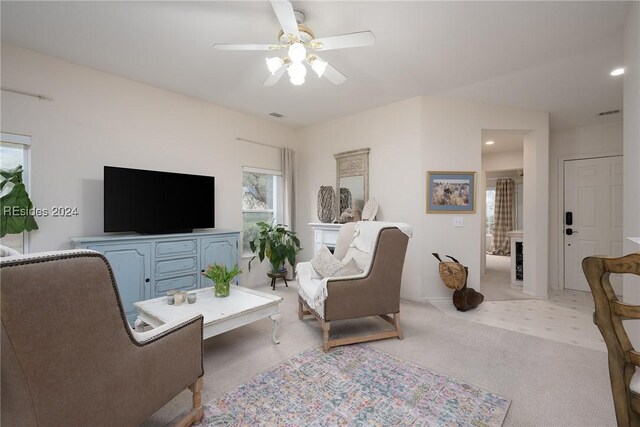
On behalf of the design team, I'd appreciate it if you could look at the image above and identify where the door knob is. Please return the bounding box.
[566,228,579,235]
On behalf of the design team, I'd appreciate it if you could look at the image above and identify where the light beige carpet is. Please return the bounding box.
[143,281,615,427]
[481,254,533,301]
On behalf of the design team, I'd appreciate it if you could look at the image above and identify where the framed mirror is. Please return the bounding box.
[334,148,370,222]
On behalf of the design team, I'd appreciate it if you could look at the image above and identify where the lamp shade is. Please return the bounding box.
[287,62,306,79]
[287,62,306,86]
[290,75,305,86]
[265,57,284,74]
[311,58,327,77]
[288,42,307,63]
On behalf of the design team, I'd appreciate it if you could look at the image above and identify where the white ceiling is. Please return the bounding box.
[0,1,629,129]
[481,130,526,154]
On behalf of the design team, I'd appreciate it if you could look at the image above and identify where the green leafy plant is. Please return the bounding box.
[202,263,242,284]
[248,222,302,273]
[0,166,38,238]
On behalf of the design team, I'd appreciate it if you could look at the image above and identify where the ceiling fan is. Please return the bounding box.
[213,0,375,86]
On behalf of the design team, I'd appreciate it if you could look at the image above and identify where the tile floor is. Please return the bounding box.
[432,290,605,351]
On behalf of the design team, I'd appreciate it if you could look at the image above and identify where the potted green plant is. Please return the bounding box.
[202,263,242,297]
[0,166,38,240]
[248,222,302,275]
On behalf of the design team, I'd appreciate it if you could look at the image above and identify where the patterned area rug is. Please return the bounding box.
[202,345,510,426]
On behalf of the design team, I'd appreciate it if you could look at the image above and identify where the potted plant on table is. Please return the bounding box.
[202,263,242,298]
[248,222,302,277]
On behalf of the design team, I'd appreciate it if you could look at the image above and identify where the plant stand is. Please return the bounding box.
[267,270,288,291]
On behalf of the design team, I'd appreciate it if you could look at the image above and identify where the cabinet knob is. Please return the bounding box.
[145,278,150,283]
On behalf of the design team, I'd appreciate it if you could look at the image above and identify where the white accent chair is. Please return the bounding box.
[297,222,411,352]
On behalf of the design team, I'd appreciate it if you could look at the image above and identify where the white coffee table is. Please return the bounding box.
[134,286,283,344]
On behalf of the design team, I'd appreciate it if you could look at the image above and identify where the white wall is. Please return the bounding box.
[295,96,548,301]
[0,44,296,285]
[294,97,424,300]
[421,97,548,299]
[482,150,524,172]
[548,121,623,290]
[622,2,640,320]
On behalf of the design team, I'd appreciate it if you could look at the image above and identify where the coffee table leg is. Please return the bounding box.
[134,318,147,333]
[270,313,282,344]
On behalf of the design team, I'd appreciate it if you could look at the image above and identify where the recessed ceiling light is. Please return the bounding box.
[485,140,495,145]
[610,68,625,76]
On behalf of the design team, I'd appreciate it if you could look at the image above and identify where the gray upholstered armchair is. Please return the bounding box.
[297,222,411,352]
[1,250,204,426]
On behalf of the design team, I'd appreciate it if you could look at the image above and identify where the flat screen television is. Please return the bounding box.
[104,166,215,234]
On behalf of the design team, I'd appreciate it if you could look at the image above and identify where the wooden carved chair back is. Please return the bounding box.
[583,253,640,427]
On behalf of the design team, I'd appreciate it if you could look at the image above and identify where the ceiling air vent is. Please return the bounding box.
[598,109,621,117]
[269,112,284,118]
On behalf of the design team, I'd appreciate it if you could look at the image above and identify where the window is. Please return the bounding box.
[485,187,496,235]
[242,167,282,255]
[0,133,32,254]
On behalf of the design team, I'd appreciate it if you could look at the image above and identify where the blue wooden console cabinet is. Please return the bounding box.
[72,230,240,324]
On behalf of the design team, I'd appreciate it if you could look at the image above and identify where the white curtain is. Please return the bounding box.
[281,148,296,231]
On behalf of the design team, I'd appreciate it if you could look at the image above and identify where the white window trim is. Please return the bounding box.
[243,166,282,176]
[0,132,31,146]
[1,132,32,253]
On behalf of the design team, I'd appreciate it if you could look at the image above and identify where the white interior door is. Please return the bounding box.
[564,156,623,294]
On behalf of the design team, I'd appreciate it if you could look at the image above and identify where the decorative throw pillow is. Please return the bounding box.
[333,258,363,278]
[311,245,343,278]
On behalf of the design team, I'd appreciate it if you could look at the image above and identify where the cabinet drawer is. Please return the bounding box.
[155,239,197,258]
[154,273,199,295]
[155,256,198,277]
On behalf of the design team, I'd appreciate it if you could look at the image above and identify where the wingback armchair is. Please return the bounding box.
[583,253,640,427]
[297,222,411,352]
[1,250,204,426]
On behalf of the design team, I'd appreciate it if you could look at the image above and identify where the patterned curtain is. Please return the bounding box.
[489,178,515,255]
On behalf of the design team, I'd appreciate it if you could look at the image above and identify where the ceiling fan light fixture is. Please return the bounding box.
[265,56,284,74]
[214,1,374,87]
[310,57,327,77]
[290,75,305,86]
[288,42,306,63]
[287,62,306,86]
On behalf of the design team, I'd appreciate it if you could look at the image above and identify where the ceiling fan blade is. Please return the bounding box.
[264,66,287,86]
[323,62,347,85]
[213,44,282,51]
[270,0,300,40]
[311,31,375,51]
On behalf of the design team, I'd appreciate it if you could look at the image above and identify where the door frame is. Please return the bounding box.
[557,151,623,291]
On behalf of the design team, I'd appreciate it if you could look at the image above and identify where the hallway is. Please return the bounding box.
[481,254,530,301]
